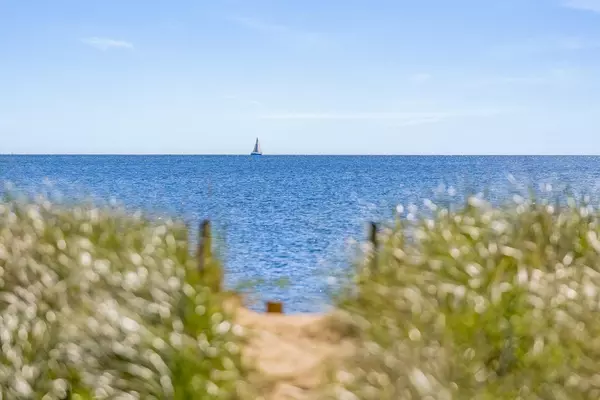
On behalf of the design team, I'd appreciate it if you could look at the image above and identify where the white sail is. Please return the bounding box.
[252,138,262,154]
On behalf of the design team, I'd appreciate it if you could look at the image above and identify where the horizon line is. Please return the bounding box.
[2,153,600,157]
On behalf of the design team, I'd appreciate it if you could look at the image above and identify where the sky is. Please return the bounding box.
[1,0,600,155]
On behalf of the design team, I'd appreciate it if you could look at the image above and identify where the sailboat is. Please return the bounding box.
[251,137,263,156]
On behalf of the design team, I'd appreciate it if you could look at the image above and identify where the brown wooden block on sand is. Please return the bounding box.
[266,301,283,314]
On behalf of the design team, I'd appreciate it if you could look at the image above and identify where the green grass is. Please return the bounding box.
[331,194,600,400]
[0,196,246,399]
[8,189,600,399]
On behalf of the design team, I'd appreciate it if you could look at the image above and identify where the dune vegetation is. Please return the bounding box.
[330,193,600,399]
[0,196,246,399]
[3,190,600,399]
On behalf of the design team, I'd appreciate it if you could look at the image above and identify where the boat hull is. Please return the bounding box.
[251,152,262,156]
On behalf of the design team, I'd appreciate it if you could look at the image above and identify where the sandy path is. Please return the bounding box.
[230,300,355,400]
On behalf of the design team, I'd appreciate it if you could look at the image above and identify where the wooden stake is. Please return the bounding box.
[197,219,212,273]
[266,301,283,314]
[196,219,223,292]
[369,221,378,268]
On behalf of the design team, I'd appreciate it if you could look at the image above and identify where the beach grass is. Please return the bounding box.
[6,189,600,399]
[0,195,246,399]
[330,193,600,399]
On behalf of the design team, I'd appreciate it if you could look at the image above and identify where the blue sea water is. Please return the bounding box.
[2,155,600,312]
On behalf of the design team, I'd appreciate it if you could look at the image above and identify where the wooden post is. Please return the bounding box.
[196,219,223,292]
[197,219,212,273]
[369,221,378,268]
[266,301,283,314]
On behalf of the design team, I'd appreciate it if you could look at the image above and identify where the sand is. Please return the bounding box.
[227,298,355,400]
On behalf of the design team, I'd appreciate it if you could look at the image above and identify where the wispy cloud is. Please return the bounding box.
[388,115,447,127]
[257,110,502,126]
[80,37,134,51]
[476,68,580,87]
[556,37,600,49]
[221,94,264,108]
[228,16,327,47]
[229,16,289,35]
[410,73,432,84]
[563,0,600,13]
[489,36,600,58]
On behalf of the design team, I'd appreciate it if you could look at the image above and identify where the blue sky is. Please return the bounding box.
[1,0,600,154]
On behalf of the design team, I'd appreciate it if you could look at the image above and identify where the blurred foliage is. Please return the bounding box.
[10,186,600,399]
[0,195,246,399]
[331,193,600,400]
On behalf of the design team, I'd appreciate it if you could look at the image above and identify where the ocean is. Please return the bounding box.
[2,155,600,312]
